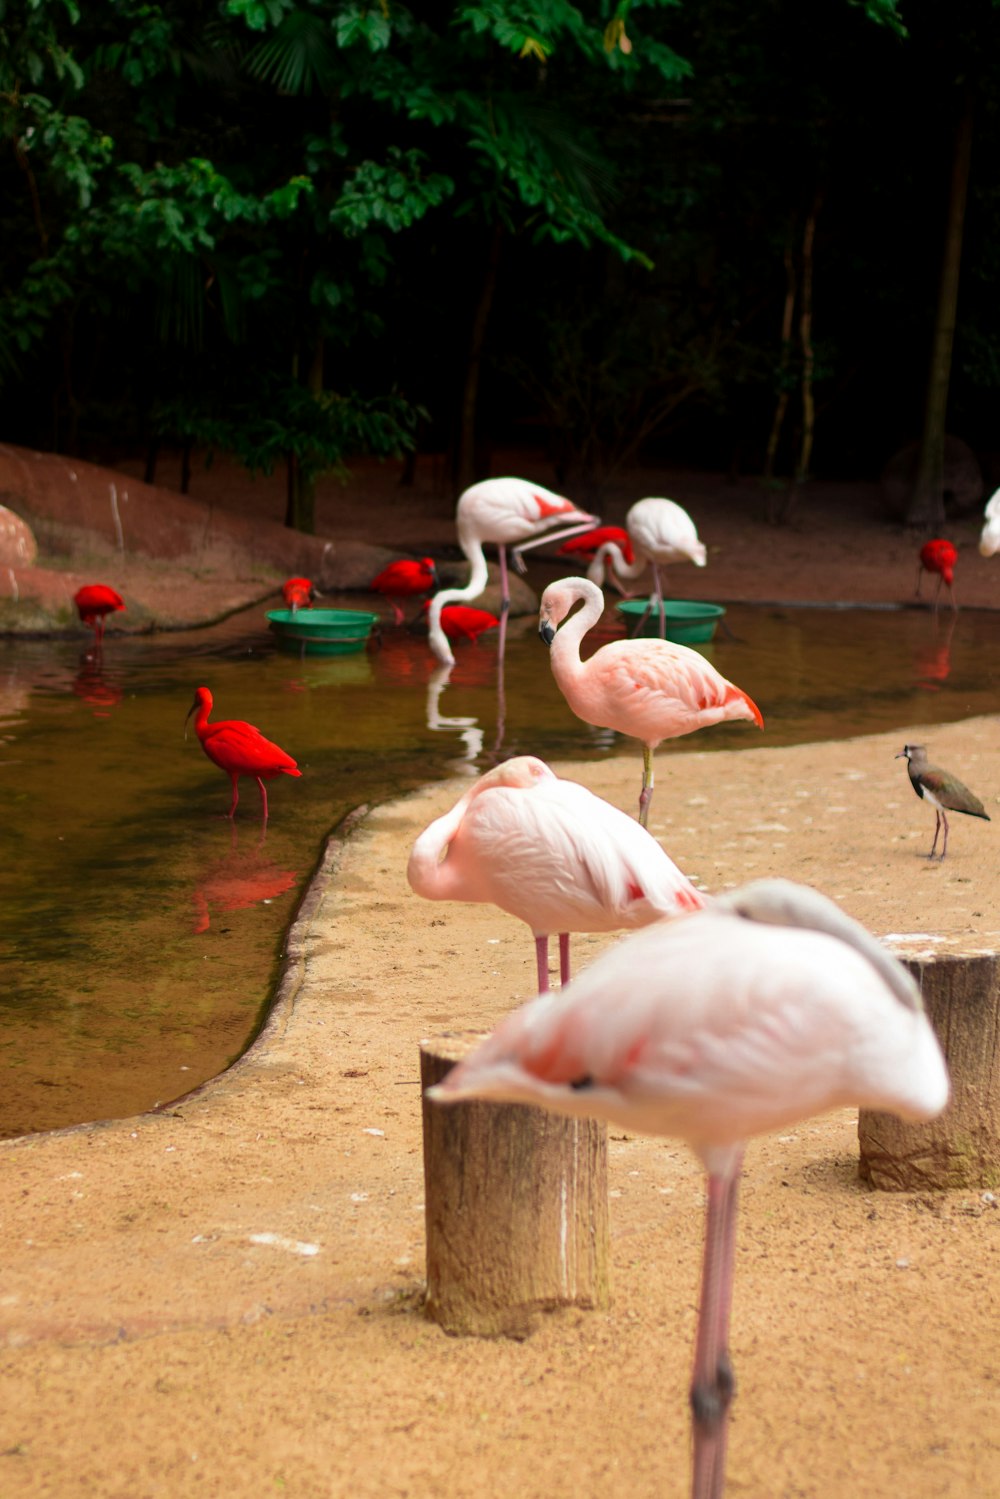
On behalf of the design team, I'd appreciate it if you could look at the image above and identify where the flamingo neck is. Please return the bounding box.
[427,543,491,666]
[406,788,480,900]
[591,540,645,585]
[550,586,605,681]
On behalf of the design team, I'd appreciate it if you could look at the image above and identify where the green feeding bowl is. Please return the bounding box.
[266,607,379,656]
[615,598,726,644]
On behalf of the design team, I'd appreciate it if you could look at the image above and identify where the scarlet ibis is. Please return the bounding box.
[186,686,301,822]
[421,601,498,645]
[426,478,599,666]
[407,755,705,991]
[896,743,989,859]
[558,525,634,564]
[73,584,125,643]
[371,557,437,624]
[282,576,315,611]
[915,539,958,612]
[540,577,762,827]
[430,877,949,1499]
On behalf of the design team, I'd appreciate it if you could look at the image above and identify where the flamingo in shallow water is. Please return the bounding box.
[186,686,301,822]
[915,539,958,612]
[74,584,125,645]
[407,755,706,990]
[540,576,762,826]
[429,876,950,1499]
[426,478,599,666]
[371,557,437,625]
[588,498,707,635]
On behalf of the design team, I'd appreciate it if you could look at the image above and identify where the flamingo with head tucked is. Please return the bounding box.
[429,877,950,1499]
[589,498,707,635]
[186,686,301,823]
[407,755,706,990]
[426,478,599,666]
[540,576,762,826]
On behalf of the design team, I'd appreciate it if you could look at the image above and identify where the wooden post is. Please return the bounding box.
[420,1036,610,1337]
[859,954,1000,1191]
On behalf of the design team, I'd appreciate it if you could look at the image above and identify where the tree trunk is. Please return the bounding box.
[859,952,1000,1190]
[420,1037,610,1337]
[455,223,504,493]
[284,337,324,533]
[904,93,974,530]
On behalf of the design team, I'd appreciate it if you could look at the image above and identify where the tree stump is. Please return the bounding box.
[859,953,1000,1190]
[420,1036,610,1337]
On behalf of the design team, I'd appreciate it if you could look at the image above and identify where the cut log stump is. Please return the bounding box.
[420,1036,610,1337]
[859,953,1000,1191]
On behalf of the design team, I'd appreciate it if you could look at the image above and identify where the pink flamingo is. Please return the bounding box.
[73,584,125,645]
[915,539,958,612]
[979,488,1000,556]
[407,755,706,990]
[371,557,437,624]
[540,576,763,826]
[588,498,707,636]
[428,877,950,1499]
[426,477,599,666]
[186,686,301,822]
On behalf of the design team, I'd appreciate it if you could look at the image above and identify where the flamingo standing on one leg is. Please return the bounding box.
[186,686,301,823]
[371,557,438,625]
[428,877,950,1499]
[588,498,707,635]
[282,576,316,612]
[73,584,125,646]
[407,755,706,991]
[915,540,958,612]
[426,478,599,667]
[539,577,762,827]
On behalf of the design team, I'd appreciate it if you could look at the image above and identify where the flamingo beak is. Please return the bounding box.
[539,619,556,647]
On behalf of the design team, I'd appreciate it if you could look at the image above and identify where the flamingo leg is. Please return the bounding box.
[558,931,571,986]
[534,934,550,992]
[690,1164,742,1499]
[256,776,270,824]
[638,744,655,827]
[227,773,240,819]
[497,546,510,661]
[651,563,666,639]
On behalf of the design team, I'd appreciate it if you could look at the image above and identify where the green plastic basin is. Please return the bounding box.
[615,598,726,644]
[266,608,379,656]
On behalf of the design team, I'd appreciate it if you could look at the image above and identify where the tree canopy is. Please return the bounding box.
[3,0,1000,525]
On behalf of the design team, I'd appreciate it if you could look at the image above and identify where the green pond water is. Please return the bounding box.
[1,596,995,1139]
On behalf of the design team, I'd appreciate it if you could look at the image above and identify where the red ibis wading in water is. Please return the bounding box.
[186,686,301,822]
[74,584,125,644]
[428,877,949,1499]
[915,540,958,612]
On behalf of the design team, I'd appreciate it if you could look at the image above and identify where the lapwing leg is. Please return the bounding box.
[939,809,950,860]
[928,808,942,859]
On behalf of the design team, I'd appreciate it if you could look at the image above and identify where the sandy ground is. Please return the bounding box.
[2,453,1000,1498]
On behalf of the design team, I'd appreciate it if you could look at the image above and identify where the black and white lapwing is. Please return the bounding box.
[896,743,990,860]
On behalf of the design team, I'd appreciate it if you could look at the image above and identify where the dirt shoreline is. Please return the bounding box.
[2,454,1000,1497]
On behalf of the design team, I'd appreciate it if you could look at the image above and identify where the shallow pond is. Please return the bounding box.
[1,596,995,1139]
